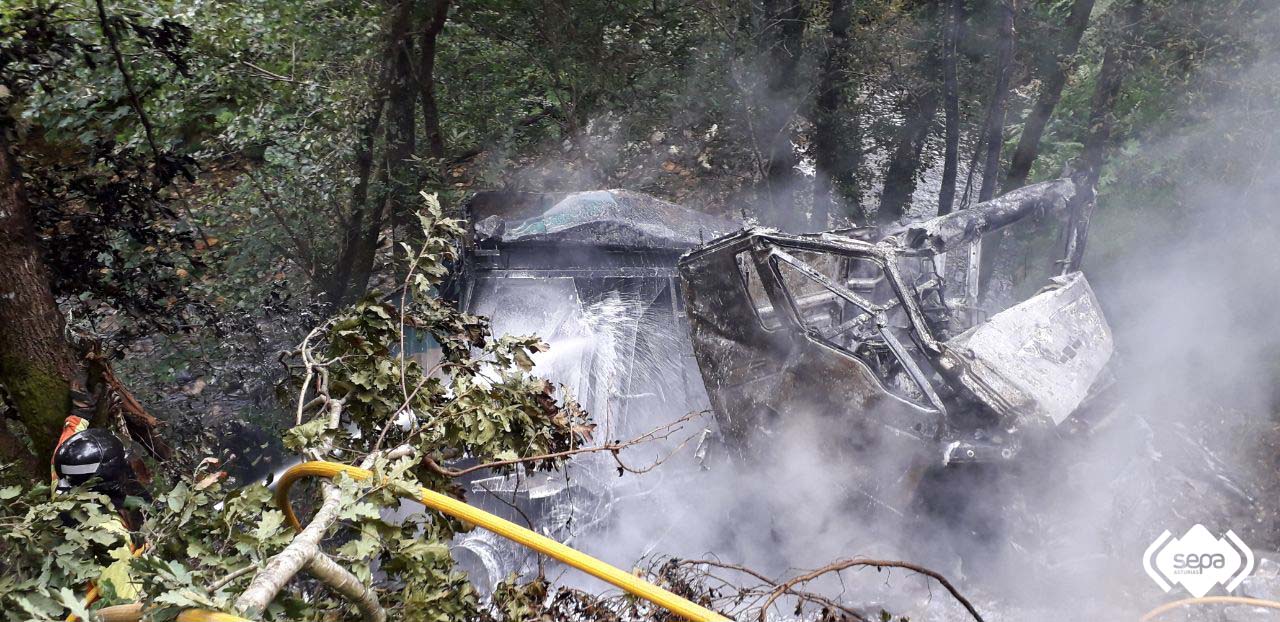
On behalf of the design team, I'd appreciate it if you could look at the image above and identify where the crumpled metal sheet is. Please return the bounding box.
[942,272,1113,426]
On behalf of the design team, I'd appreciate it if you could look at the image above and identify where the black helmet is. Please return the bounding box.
[53,428,133,495]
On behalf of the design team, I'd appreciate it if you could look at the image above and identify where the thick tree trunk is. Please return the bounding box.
[878,89,940,225]
[937,0,965,216]
[383,0,417,235]
[812,0,862,227]
[1003,0,1095,191]
[977,0,1016,202]
[878,2,943,225]
[975,0,1021,306]
[0,132,76,475]
[324,95,385,308]
[1063,0,1140,273]
[983,1,1136,309]
[418,0,452,163]
[324,7,402,308]
[758,0,806,229]
[329,0,415,306]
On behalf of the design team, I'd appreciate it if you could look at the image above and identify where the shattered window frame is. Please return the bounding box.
[755,241,945,412]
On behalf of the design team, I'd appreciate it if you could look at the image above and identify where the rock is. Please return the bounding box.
[1221,605,1275,622]
[474,215,506,242]
[1240,555,1280,601]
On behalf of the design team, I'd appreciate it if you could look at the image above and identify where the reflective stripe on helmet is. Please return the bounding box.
[60,462,102,475]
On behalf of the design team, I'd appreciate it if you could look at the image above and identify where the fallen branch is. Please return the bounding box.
[207,564,256,594]
[758,558,985,622]
[234,349,385,619]
[676,559,869,622]
[233,484,336,616]
[307,552,387,622]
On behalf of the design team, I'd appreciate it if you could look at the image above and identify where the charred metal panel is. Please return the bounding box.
[678,231,946,453]
[448,189,734,592]
[941,272,1112,427]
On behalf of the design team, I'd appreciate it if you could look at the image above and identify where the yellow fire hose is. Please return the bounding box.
[275,460,730,622]
[92,604,247,622]
[87,459,1280,622]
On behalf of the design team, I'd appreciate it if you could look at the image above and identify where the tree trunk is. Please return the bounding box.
[325,94,386,308]
[975,0,1020,307]
[1062,0,1140,273]
[937,0,965,216]
[330,0,415,305]
[758,0,806,229]
[384,0,417,235]
[878,89,940,225]
[0,132,76,476]
[978,0,1016,202]
[418,0,452,163]
[878,2,943,225]
[1003,0,1095,191]
[812,0,863,227]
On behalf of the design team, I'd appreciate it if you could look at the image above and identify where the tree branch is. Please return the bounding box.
[93,0,160,161]
[207,564,256,594]
[233,484,337,616]
[238,60,328,89]
[758,558,985,622]
[306,552,387,622]
[676,558,869,622]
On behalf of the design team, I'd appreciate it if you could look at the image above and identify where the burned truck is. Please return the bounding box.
[678,178,1115,511]
[445,179,1114,585]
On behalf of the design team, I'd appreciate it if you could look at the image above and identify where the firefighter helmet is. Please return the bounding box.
[52,428,132,494]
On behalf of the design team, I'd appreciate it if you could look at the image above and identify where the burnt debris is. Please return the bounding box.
[677,176,1114,480]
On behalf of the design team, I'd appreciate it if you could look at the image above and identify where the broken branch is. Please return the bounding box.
[758,558,985,622]
[306,552,387,622]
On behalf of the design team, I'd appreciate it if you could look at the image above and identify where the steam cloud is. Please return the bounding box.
[471,6,1280,621]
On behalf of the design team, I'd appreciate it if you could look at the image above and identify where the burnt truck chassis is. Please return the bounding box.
[677,178,1116,480]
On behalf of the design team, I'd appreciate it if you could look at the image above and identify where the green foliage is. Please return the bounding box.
[1,1,206,341]
[3,0,1274,618]
[0,479,132,621]
[286,193,591,489]
[0,195,593,621]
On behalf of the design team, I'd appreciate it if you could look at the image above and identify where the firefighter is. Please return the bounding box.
[51,417,147,602]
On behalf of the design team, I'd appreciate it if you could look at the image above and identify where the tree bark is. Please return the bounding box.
[757,0,806,229]
[878,2,943,225]
[383,0,417,234]
[1003,0,1095,191]
[327,0,415,307]
[975,0,1020,307]
[0,132,76,475]
[937,0,965,216]
[1062,0,1140,273]
[977,0,1016,202]
[325,91,386,308]
[878,89,940,225]
[307,553,387,622]
[812,0,863,227]
[418,0,452,163]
